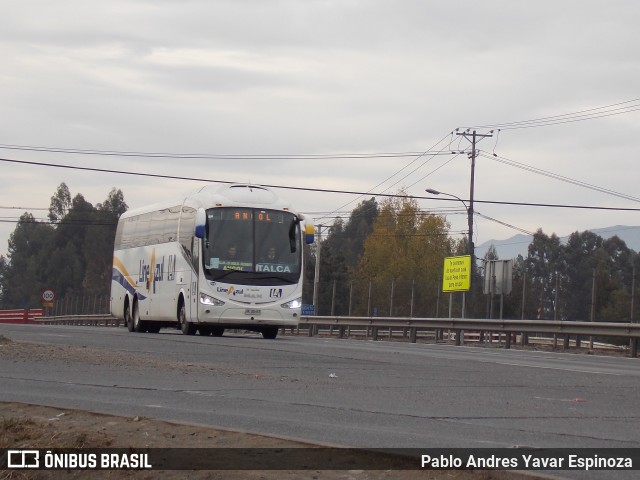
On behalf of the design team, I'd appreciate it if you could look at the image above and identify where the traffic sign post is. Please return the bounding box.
[442,256,471,346]
[442,256,471,292]
[41,289,55,310]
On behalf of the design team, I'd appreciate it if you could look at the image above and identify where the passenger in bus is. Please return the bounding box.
[227,245,238,260]
[260,246,277,263]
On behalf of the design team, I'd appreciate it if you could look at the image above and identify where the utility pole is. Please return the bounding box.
[631,266,637,357]
[456,129,493,263]
[312,225,322,315]
[455,130,493,319]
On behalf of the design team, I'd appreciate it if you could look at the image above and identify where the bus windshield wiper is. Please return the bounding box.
[258,275,294,283]
[211,270,240,281]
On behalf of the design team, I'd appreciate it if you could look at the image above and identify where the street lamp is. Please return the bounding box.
[425,188,474,261]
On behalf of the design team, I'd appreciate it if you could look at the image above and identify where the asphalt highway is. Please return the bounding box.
[2,323,639,478]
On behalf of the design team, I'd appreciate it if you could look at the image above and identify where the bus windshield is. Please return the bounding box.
[202,207,301,285]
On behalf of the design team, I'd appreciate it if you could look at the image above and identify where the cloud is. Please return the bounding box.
[1,1,640,258]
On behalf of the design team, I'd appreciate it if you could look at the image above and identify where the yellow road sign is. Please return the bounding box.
[442,255,471,292]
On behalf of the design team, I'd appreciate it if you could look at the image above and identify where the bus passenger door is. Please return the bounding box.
[189,237,200,322]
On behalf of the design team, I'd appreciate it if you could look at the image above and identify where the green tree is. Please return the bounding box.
[562,231,603,320]
[354,194,452,317]
[584,235,634,322]
[342,197,378,266]
[484,245,499,262]
[317,219,350,315]
[526,229,564,319]
[96,188,128,217]
[44,194,97,301]
[0,255,7,308]
[524,229,636,323]
[509,254,528,318]
[48,182,72,223]
[482,245,499,318]
[83,188,128,295]
[3,213,55,308]
[311,198,379,315]
[1,185,129,310]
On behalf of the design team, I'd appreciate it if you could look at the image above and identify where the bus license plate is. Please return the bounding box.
[245,309,261,316]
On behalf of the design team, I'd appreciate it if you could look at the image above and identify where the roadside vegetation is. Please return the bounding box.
[1,183,639,331]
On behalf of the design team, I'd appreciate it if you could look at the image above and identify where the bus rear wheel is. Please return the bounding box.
[125,302,134,332]
[132,299,144,333]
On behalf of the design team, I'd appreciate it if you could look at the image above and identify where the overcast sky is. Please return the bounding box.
[2,1,640,259]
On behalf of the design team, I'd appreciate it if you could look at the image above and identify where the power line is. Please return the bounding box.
[0,218,116,226]
[475,212,535,236]
[0,206,49,211]
[377,134,461,194]
[0,156,461,200]
[0,144,452,160]
[314,133,461,221]
[463,98,640,130]
[0,215,467,236]
[3,156,640,213]
[404,128,497,191]
[425,194,640,212]
[480,151,640,204]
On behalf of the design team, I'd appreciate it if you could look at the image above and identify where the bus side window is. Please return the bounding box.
[149,210,166,245]
[134,213,152,247]
[164,207,181,243]
[122,216,139,249]
[179,206,196,258]
[191,237,199,274]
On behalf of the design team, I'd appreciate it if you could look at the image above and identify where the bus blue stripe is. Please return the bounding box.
[112,268,147,300]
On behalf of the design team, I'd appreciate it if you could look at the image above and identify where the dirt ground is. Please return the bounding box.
[0,334,555,480]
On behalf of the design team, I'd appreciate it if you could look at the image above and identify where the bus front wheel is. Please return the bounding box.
[262,327,278,340]
[179,300,196,335]
[211,327,224,337]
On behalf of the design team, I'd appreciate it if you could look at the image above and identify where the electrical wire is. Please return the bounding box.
[378,134,465,194]
[0,156,434,199]
[463,98,640,130]
[0,144,449,160]
[0,218,116,226]
[2,156,640,213]
[2,99,639,250]
[0,206,49,210]
[475,212,535,236]
[314,132,460,222]
[426,194,640,212]
[480,151,640,204]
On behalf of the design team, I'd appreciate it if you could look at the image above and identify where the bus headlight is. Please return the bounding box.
[281,297,302,309]
[200,293,225,306]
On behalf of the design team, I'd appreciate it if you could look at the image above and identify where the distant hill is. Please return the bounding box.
[475,225,640,260]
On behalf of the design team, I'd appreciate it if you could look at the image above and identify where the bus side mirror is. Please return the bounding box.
[195,208,206,239]
[304,225,315,244]
[289,219,298,253]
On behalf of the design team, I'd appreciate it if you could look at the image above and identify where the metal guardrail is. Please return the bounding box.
[300,315,640,338]
[33,314,639,357]
[299,315,640,357]
[37,315,120,327]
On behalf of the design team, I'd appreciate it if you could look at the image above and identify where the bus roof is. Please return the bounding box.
[120,184,296,220]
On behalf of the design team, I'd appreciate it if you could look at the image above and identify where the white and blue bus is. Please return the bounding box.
[110,184,314,339]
